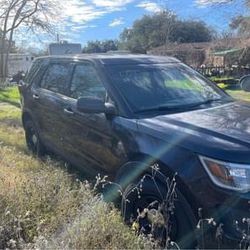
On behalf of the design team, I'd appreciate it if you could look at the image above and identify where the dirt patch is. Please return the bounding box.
[0,118,22,127]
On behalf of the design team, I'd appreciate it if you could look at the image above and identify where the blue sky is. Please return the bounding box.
[16,0,246,50]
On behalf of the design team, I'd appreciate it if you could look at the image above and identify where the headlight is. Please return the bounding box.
[199,156,250,193]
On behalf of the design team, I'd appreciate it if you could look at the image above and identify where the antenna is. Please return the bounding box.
[56,34,60,43]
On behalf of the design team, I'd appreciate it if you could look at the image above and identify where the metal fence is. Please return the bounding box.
[197,66,250,79]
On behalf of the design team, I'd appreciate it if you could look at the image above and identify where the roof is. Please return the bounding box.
[149,38,250,54]
[36,53,180,65]
[149,42,211,53]
[213,48,243,56]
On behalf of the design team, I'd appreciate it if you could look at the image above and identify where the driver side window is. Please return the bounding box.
[70,63,106,100]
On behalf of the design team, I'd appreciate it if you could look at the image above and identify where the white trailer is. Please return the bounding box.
[48,43,82,55]
[8,54,34,75]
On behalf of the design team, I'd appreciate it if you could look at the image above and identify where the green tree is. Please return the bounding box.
[82,40,119,53]
[120,10,177,53]
[172,21,213,43]
[120,11,214,53]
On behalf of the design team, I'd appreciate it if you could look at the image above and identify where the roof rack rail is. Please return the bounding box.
[106,50,130,54]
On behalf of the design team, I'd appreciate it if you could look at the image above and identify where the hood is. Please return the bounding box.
[138,101,250,164]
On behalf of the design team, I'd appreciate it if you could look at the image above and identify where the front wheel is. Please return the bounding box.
[24,120,46,157]
[122,176,197,249]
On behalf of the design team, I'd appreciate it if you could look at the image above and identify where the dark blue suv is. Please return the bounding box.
[19,54,250,248]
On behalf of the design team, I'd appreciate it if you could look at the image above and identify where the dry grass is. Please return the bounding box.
[0,104,25,151]
[0,147,86,248]
[35,196,152,250]
[0,102,152,249]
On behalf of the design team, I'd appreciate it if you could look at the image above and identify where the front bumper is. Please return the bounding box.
[201,185,250,243]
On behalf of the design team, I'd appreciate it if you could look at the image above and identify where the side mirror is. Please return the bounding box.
[77,97,117,115]
[240,75,250,92]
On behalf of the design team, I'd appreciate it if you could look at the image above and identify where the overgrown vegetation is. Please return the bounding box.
[0,89,152,249]
[0,147,151,249]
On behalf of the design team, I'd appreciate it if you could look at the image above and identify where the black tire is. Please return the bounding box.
[24,119,46,157]
[123,176,197,249]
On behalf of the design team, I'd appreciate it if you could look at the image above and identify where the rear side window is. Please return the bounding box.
[69,63,106,100]
[40,63,71,95]
[24,59,44,85]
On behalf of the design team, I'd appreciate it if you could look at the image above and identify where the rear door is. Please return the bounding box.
[19,59,47,109]
[30,61,74,152]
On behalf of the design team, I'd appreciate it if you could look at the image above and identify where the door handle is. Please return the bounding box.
[32,94,39,99]
[63,107,74,115]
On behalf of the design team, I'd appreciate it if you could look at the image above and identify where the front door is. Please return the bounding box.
[62,62,123,175]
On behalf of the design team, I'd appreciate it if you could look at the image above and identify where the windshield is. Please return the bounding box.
[106,63,230,113]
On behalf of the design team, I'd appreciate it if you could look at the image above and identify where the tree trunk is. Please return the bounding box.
[4,31,14,79]
[4,45,9,78]
[0,35,6,82]
[0,2,13,84]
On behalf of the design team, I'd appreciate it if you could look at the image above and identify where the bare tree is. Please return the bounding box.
[156,1,177,46]
[0,0,59,83]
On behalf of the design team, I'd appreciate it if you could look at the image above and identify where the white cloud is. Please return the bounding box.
[71,25,97,32]
[92,0,134,8]
[109,18,124,27]
[58,0,134,27]
[61,0,107,23]
[195,0,232,7]
[137,1,161,12]
[52,0,132,42]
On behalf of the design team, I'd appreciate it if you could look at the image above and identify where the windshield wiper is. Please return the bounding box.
[188,98,222,107]
[135,104,195,114]
[134,98,224,114]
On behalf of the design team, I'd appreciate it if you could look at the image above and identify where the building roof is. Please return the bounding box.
[213,48,243,56]
[148,37,250,54]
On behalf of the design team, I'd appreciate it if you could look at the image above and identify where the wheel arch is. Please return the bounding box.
[115,152,199,219]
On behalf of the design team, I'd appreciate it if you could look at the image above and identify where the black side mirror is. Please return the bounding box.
[77,97,117,115]
[240,75,250,92]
